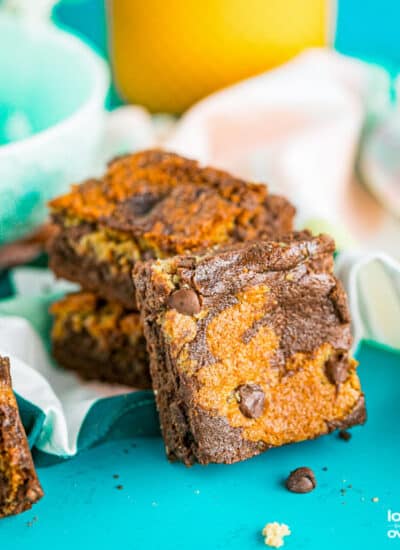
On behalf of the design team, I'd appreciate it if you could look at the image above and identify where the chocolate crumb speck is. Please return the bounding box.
[322,467,328,471]
[286,467,316,494]
[113,474,119,479]
[339,430,352,441]
[26,516,38,527]
[116,485,123,490]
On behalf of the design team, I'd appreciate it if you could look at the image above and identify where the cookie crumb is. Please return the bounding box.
[113,474,119,479]
[262,522,291,548]
[372,497,379,503]
[322,467,328,472]
[116,484,123,490]
[339,430,352,441]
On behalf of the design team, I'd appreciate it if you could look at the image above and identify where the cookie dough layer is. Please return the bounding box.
[51,292,150,389]
[134,231,366,465]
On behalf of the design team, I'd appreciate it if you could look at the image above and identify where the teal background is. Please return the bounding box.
[2,1,400,548]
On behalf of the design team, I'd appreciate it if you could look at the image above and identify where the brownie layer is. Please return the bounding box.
[0,356,43,517]
[48,150,295,308]
[50,292,150,388]
[134,231,366,465]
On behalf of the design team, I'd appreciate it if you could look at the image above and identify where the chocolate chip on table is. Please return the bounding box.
[167,288,201,315]
[286,467,317,494]
[235,383,265,418]
[339,430,352,441]
[325,352,349,385]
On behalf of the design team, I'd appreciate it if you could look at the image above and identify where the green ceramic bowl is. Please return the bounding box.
[0,13,110,244]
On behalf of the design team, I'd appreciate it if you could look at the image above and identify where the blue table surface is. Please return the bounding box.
[2,341,399,550]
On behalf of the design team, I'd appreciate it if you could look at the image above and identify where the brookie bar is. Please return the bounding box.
[0,356,43,518]
[48,149,295,308]
[134,231,366,465]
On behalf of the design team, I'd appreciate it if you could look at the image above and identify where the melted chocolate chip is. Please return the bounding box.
[286,467,316,494]
[236,383,265,418]
[119,192,161,217]
[167,288,201,315]
[325,352,349,385]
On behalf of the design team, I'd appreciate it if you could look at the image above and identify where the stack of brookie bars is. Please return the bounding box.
[0,149,366,516]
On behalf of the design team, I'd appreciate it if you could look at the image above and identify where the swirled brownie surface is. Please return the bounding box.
[134,231,365,465]
[48,150,295,307]
[0,356,43,517]
[50,292,150,388]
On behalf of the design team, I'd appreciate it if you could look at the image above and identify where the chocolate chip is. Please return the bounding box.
[325,352,349,385]
[236,383,265,418]
[339,430,352,442]
[286,467,316,494]
[167,288,201,315]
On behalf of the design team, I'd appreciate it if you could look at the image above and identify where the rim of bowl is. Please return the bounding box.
[0,14,110,157]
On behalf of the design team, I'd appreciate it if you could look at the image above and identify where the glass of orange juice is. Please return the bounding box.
[107,0,331,113]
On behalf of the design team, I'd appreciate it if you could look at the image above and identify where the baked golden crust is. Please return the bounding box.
[49,149,295,253]
[48,150,295,308]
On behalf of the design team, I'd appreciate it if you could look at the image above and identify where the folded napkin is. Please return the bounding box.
[0,48,399,459]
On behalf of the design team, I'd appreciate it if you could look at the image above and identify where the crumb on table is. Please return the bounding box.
[262,522,291,548]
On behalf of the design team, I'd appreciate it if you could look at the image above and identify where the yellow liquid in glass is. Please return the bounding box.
[108,0,329,113]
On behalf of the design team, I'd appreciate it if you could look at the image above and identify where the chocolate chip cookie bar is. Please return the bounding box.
[0,356,43,517]
[50,292,150,388]
[48,149,295,308]
[134,231,365,465]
